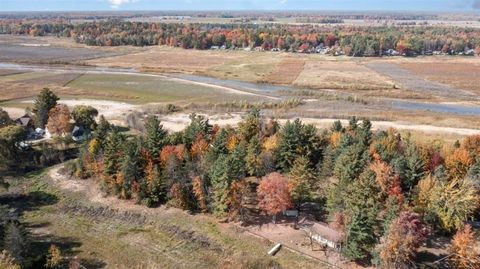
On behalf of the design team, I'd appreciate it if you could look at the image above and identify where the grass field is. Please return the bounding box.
[0,71,270,104]
[3,168,322,269]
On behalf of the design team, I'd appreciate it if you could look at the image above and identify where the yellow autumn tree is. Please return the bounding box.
[429,178,479,232]
[445,148,473,180]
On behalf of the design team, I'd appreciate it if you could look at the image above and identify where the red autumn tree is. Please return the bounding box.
[257,172,292,223]
[448,224,480,269]
[378,211,428,269]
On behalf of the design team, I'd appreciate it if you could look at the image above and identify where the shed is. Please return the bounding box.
[301,221,343,250]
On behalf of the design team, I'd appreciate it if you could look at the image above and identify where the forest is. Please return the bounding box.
[1,20,480,56]
[1,89,480,268]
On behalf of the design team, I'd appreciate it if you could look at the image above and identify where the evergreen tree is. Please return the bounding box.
[277,119,302,171]
[3,222,29,267]
[403,144,425,194]
[206,128,228,165]
[182,113,212,148]
[238,108,261,143]
[209,154,231,215]
[289,156,316,206]
[119,139,143,199]
[94,115,111,148]
[334,144,369,184]
[144,116,167,159]
[343,170,381,261]
[331,120,343,133]
[227,143,247,180]
[246,136,263,177]
[32,88,59,128]
[103,130,126,177]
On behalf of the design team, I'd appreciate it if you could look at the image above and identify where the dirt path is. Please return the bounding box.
[160,113,480,136]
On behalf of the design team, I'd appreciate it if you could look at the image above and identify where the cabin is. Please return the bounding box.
[301,221,343,251]
[15,114,34,130]
[15,114,35,137]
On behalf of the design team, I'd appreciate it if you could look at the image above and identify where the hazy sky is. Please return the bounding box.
[1,0,480,12]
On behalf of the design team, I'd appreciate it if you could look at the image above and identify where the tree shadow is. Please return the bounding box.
[26,222,107,269]
[0,191,59,217]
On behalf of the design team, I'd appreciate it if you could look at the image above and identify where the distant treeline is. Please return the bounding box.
[1,20,480,56]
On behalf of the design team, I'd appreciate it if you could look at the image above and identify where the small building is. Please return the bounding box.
[301,221,343,251]
[15,114,34,129]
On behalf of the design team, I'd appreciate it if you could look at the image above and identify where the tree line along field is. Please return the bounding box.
[2,19,480,57]
[1,89,479,268]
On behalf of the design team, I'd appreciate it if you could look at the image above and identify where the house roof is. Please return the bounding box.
[15,114,32,127]
[302,221,344,243]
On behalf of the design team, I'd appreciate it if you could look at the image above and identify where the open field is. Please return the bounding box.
[398,61,480,96]
[294,60,393,91]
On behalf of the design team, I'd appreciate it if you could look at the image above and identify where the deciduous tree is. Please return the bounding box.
[448,224,480,269]
[46,104,72,136]
[71,105,98,130]
[257,172,292,222]
[377,211,428,269]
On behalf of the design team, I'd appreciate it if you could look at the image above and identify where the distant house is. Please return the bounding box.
[15,114,35,137]
[15,114,34,129]
[301,221,343,251]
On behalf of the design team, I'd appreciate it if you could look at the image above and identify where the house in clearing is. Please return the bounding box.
[15,114,34,129]
[301,221,343,251]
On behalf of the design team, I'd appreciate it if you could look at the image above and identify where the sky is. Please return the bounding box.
[1,0,480,12]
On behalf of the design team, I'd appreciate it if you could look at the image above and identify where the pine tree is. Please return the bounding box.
[32,88,59,128]
[288,156,316,206]
[342,170,381,261]
[119,139,142,199]
[246,136,263,177]
[277,119,302,171]
[403,144,425,194]
[227,143,246,180]
[334,144,368,184]
[103,130,126,177]
[3,222,29,267]
[144,116,167,159]
[209,154,231,216]
[238,108,261,143]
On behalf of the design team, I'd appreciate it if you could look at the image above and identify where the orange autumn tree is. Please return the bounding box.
[190,134,209,158]
[192,176,208,213]
[160,145,185,166]
[448,224,480,269]
[46,104,72,136]
[445,148,473,180]
[257,172,292,223]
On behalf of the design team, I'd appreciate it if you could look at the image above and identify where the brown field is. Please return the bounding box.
[398,61,480,96]
[262,57,305,85]
[87,46,237,74]
[294,60,393,90]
